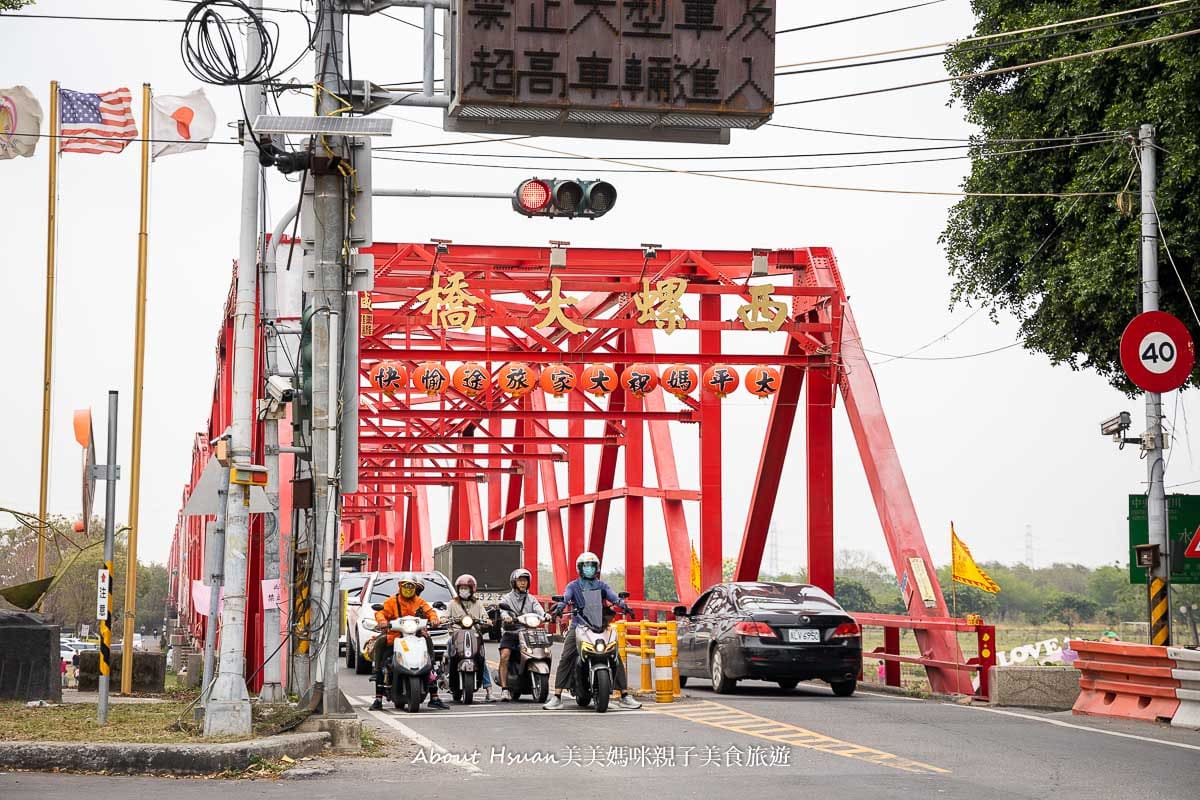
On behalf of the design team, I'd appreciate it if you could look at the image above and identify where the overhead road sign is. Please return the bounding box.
[1120,311,1195,393]
[447,0,777,144]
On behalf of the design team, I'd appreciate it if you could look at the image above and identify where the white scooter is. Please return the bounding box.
[367,612,436,713]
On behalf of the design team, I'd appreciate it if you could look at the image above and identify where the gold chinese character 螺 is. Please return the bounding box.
[633,277,689,334]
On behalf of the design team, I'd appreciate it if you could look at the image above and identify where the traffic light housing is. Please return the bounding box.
[513,178,617,219]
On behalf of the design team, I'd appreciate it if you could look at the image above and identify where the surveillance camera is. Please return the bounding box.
[1100,411,1131,437]
[266,375,295,404]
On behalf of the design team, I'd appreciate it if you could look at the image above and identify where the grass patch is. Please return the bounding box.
[0,697,310,744]
[360,728,386,757]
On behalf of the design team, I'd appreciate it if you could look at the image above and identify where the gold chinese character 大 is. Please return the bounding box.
[633,277,689,334]
[416,272,484,332]
[534,276,586,334]
[737,283,789,333]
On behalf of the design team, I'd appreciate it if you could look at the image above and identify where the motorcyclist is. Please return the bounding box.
[447,574,494,701]
[543,552,641,710]
[497,567,546,702]
[370,572,448,711]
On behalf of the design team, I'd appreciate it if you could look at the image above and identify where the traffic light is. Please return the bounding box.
[513,178,617,219]
[299,304,314,410]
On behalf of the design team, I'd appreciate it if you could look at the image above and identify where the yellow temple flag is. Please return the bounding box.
[689,543,702,593]
[951,524,1000,594]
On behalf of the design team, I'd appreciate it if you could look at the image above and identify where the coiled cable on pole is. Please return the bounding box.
[181,0,315,86]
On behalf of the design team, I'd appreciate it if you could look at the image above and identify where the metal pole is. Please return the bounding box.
[205,4,266,736]
[199,466,228,716]
[260,212,286,704]
[38,80,59,583]
[1140,123,1170,647]
[422,1,435,97]
[98,391,119,725]
[308,0,347,715]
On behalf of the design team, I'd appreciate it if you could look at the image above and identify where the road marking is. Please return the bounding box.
[647,700,949,775]
[347,694,482,774]
[944,703,1200,752]
[347,693,638,718]
[857,689,925,702]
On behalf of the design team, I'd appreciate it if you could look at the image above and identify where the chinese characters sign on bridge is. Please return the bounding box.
[449,0,776,144]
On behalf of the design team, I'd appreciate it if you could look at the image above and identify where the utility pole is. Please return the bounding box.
[97,391,119,725]
[1140,123,1171,647]
[308,0,347,714]
[260,221,286,704]
[198,465,228,717]
[204,0,267,736]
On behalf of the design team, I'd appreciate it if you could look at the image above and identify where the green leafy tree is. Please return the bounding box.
[1045,593,1100,634]
[0,1,35,10]
[834,578,879,613]
[942,1,1199,392]
[644,562,680,602]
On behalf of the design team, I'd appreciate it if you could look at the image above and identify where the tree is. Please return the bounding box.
[1045,593,1100,634]
[834,578,879,613]
[942,2,1199,392]
[644,563,680,602]
[0,1,35,10]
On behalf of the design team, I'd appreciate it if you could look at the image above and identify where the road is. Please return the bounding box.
[4,641,1198,799]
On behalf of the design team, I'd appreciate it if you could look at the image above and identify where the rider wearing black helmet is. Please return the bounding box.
[496,568,545,701]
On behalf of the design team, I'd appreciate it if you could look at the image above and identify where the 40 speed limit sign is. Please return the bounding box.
[1120,311,1195,393]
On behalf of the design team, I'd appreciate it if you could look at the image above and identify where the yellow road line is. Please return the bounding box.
[648,701,948,775]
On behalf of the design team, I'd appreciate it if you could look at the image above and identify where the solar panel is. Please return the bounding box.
[253,115,393,137]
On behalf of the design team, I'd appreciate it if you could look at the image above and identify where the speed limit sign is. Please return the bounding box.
[1120,311,1195,392]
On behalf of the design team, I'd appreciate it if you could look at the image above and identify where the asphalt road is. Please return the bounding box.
[4,640,1199,799]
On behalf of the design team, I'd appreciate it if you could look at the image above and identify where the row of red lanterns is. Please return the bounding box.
[368,361,784,400]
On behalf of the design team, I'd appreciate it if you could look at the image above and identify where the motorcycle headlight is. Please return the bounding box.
[462,616,474,628]
[594,641,607,653]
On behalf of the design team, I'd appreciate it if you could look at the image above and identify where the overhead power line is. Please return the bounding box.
[777,1,946,35]
[777,27,1200,107]
[766,122,1123,144]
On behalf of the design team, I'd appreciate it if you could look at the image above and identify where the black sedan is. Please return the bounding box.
[673,582,862,696]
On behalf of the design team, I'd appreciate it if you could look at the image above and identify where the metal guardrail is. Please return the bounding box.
[854,612,997,700]
[616,620,679,703]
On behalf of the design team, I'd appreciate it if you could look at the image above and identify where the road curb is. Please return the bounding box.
[0,732,331,775]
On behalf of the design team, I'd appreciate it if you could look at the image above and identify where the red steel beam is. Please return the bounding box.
[361,348,825,366]
[807,362,835,594]
[698,294,724,590]
[366,408,694,422]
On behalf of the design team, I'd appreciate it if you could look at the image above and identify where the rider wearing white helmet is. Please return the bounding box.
[543,552,640,710]
[496,568,546,701]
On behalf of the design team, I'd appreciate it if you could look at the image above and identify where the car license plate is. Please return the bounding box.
[787,628,821,643]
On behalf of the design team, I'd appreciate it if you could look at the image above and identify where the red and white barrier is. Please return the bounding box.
[1168,647,1200,730]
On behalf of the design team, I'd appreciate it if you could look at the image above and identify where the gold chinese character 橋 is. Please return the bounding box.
[533,276,586,334]
[737,284,789,333]
[633,277,689,334]
[416,272,483,331]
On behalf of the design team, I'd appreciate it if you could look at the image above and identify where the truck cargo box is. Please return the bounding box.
[433,541,524,592]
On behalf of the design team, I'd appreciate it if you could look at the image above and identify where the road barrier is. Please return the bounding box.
[615,620,679,703]
[1168,647,1200,729]
[854,613,997,699]
[1070,639,1180,724]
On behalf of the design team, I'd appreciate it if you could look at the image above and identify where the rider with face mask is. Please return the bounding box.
[543,552,641,710]
[447,574,495,701]
[371,573,448,711]
[497,568,545,701]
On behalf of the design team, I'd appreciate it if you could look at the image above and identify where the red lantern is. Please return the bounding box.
[580,363,618,397]
[500,362,539,397]
[411,361,450,396]
[539,364,577,397]
[620,363,659,398]
[368,360,408,394]
[745,365,782,398]
[452,362,490,398]
[701,364,740,398]
[662,364,698,398]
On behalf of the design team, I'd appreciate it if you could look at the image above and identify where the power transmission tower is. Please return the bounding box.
[1024,524,1034,570]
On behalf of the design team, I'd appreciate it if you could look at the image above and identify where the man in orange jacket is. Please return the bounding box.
[371,573,448,710]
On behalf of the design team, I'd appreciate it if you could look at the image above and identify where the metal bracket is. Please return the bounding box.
[88,465,120,480]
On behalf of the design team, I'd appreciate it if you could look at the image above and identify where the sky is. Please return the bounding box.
[3,0,1197,576]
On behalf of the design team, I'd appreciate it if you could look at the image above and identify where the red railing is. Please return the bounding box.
[854,612,997,700]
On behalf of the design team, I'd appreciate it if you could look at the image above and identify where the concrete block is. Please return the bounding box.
[78,650,166,693]
[988,665,1080,711]
[297,714,362,753]
[0,617,60,703]
[183,654,204,689]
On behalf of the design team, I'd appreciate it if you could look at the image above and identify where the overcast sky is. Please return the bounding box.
[3,1,1195,576]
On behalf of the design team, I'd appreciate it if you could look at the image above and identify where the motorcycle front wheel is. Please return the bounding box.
[594,669,612,713]
[406,676,423,713]
[531,672,549,704]
[575,666,592,707]
[461,670,476,704]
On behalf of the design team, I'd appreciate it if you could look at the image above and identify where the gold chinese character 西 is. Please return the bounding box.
[737,284,789,333]
[416,272,483,331]
[633,277,688,334]
[533,276,586,334]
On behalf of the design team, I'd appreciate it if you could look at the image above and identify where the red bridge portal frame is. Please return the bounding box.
[342,243,970,693]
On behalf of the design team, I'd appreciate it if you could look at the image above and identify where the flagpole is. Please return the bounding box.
[120,83,152,694]
[37,80,61,582]
[951,522,958,619]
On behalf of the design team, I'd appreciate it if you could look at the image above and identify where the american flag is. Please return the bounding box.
[59,87,138,154]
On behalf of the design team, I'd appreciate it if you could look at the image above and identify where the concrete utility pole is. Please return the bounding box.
[199,465,228,717]
[1140,123,1171,647]
[308,0,348,714]
[260,221,286,705]
[205,0,267,736]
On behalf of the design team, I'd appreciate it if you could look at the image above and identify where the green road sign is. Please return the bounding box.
[1129,494,1200,584]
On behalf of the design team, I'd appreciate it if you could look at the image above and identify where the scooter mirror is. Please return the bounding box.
[433,601,447,611]
[551,595,565,603]
[498,602,513,612]
[371,603,385,612]
[672,605,688,616]
[618,591,631,600]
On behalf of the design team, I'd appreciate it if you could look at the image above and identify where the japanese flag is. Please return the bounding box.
[151,89,216,159]
[0,85,44,160]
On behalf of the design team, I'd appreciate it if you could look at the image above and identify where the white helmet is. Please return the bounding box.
[576,551,600,578]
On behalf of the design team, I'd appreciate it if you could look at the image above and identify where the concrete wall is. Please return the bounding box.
[988,665,1080,711]
[0,620,61,703]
